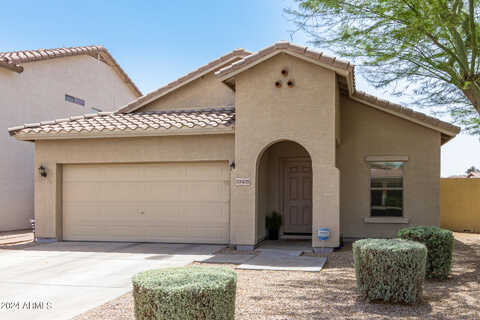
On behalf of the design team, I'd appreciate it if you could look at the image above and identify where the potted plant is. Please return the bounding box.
[266,211,282,240]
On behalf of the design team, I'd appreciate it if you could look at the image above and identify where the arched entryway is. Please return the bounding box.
[256,140,313,241]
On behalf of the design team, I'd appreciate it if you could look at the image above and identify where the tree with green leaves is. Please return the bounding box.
[287,0,480,134]
[466,165,480,173]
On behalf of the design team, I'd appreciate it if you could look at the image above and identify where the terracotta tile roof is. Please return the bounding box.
[7,42,460,142]
[116,49,251,113]
[215,41,354,80]
[0,45,141,97]
[8,107,235,138]
[352,91,461,136]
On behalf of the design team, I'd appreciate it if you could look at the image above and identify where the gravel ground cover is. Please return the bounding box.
[74,233,480,320]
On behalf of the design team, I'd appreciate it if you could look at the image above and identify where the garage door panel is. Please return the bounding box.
[64,203,228,224]
[64,223,228,243]
[65,182,229,203]
[63,183,101,202]
[63,162,230,243]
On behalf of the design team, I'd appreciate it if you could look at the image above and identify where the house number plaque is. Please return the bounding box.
[235,178,250,186]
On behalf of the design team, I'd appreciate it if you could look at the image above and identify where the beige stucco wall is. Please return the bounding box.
[256,141,311,241]
[33,134,234,239]
[1,55,137,231]
[231,53,340,248]
[140,60,243,112]
[335,80,341,144]
[337,96,441,238]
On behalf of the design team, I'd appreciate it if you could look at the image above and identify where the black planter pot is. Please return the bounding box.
[268,229,279,240]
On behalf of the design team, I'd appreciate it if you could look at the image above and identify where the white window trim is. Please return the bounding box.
[365,155,409,162]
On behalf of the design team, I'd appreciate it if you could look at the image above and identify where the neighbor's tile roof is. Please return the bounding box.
[8,107,235,137]
[0,45,141,97]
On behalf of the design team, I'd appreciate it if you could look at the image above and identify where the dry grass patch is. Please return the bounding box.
[74,233,480,320]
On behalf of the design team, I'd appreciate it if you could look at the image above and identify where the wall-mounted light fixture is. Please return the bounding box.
[230,161,236,169]
[39,165,47,178]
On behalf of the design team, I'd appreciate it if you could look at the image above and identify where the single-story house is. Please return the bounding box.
[8,42,460,251]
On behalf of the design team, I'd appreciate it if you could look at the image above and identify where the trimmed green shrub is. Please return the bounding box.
[132,266,236,320]
[398,226,454,280]
[353,239,427,304]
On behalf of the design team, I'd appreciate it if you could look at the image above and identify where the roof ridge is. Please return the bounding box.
[115,49,251,114]
[8,107,236,134]
[352,91,460,135]
[137,106,235,115]
[9,107,236,138]
[0,45,104,56]
[215,41,354,79]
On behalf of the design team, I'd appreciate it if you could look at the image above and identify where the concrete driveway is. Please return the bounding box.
[0,241,225,320]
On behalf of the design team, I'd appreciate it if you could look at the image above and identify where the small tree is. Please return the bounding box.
[466,165,480,173]
[287,0,480,134]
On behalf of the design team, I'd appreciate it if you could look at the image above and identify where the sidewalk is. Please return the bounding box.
[0,229,34,245]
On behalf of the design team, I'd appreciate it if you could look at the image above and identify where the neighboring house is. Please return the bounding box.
[447,172,480,178]
[8,42,460,251]
[467,172,480,178]
[1,46,141,231]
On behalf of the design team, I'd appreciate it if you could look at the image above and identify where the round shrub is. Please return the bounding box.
[353,239,427,304]
[398,226,454,280]
[132,266,236,320]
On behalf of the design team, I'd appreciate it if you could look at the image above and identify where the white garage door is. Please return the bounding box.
[62,162,230,243]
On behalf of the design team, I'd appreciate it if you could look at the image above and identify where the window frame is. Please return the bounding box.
[367,159,407,219]
[65,94,86,107]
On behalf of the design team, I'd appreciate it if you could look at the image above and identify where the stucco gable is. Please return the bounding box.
[116,49,251,113]
[216,41,353,88]
[349,91,459,143]
[138,68,238,112]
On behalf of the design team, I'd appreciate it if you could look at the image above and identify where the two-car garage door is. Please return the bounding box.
[62,162,230,243]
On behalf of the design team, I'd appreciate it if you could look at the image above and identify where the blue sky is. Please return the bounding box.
[2,0,479,176]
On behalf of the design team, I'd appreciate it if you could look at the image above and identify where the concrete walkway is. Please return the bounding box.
[0,241,224,320]
[0,229,34,246]
[197,240,327,272]
[236,254,327,272]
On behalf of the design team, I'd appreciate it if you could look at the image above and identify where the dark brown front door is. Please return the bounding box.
[283,159,312,234]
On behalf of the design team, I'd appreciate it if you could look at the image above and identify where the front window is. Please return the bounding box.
[369,161,404,217]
